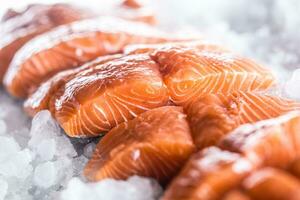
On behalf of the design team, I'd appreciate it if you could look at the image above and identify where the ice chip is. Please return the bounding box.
[36,139,56,161]
[0,136,20,162]
[60,176,163,200]
[0,149,33,179]
[34,161,57,188]
[30,110,61,138]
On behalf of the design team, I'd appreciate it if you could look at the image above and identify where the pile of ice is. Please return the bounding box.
[0,91,162,200]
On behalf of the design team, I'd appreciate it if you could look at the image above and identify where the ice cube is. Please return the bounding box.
[55,136,77,158]
[53,157,73,188]
[0,120,7,135]
[30,111,61,139]
[60,176,163,200]
[0,177,8,200]
[0,149,33,179]
[36,139,56,161]
[33,161,57,189]
[0,136,20,162]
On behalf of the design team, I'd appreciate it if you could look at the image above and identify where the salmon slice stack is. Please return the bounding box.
[162,112,300,200]
[23,41,218,116]
[24,54,123,117]
[150,46,276,107]
[0,3,89,83]
[4,17,171,98]
[243,168,300,200]
[50,54,169,137]
[162,147,254,200]
[186,91,300,149]
[84,106,195,183]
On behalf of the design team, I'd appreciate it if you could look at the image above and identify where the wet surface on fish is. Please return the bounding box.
[243,168,300,200]
[0,3,89,83]
[84,106,195,183]
[24,54,123,117]
[162,147,254,200]
[4,17,170,98]
[162,112,300,200]
[149,46,276,107]
[51,54,169,137]
[186,91,300,149]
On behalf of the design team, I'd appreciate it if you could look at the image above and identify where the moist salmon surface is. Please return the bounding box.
[4,17,171,98]
[162,112,300,200]
[51,54,169,137]
[0,3,89,83]
[84,106,195,183]
[150,46,276,107]
[186,91,300,149]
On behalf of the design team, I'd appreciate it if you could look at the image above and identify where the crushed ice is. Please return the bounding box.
[1,0,300,199]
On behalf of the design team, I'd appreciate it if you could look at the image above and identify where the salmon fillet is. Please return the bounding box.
[4,17,171,98]
[84,106,195,184]
[186,91,300,149]
[150,46,276,107]
[24,54,123,117]
[0,3,89,83]
[220,112,300,168]
[162,147,254,200]
[243,168,300,200]
[50,54,169,137]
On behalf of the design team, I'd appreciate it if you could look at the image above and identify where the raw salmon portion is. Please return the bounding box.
[220,112,300,168]
[0,4,89,83]
[150,46,276,107]
[24,54,123,117]
[4,17,170,98]
[186,91,300,149]
[162,147,254,200]
[243,168,300,200]
[84,106,195,183]
[51,54,169,137]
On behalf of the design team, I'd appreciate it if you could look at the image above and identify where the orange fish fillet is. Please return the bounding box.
[220,112,300,168]
[4,17,171,98]
[150,46,276,107]
[243,168,300,200]
[50,54,169,137]
[24,54,123,117]
[0,3,89,83]
[84,106,195,183]
[186,91,300,149]
[162,147,254,200]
